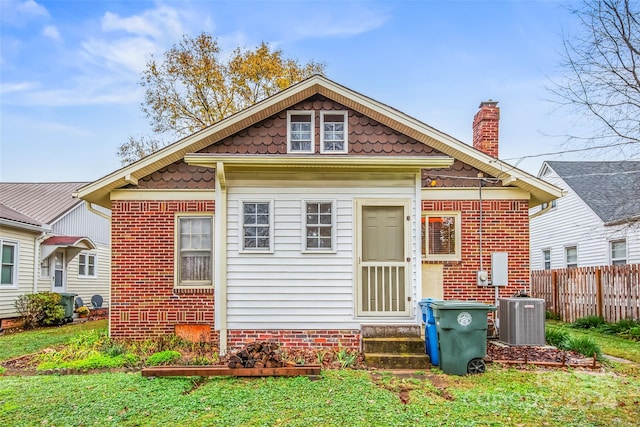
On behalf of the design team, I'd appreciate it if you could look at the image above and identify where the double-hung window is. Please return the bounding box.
[176,215,213,287]
[287,111,314,153]
[1,240,18,286]
[542,250,551,270]
[304,201,335,251]
[421,212,461,261]
[242,201,273,252]
[565,246,578,268]
[610,240,627,265]
[78,253,97,278]
[320,111,348,153]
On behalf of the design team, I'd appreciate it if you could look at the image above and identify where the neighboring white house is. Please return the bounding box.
[530,161,640,270]
[0,182,111,325]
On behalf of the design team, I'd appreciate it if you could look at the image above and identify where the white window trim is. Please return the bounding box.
[78,252,98,278]
[174,213,214,288]
[240,200,274,254]
[422,211,461,261]
[609,239,627,265]
[320,110,348,154]
[565,245,578,268]
[0,239,18,288]
[302,200,337,253]
[287,110,315,154]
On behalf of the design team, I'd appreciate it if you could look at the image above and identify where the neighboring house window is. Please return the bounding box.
[565,246,578,268]
[78,253,97,277]
[320,111,348,153]
[176,215,213,287]
[610,240,627,265]
[304,201,335,251]
[1,240,18,286]
[422,212,461,261]
[242,201,273,252]
[542,250,551,270]
[287,111,314,153]
[40,257,50,278]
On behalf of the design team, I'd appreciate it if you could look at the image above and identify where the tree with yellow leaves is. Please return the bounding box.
[118,33,325,164]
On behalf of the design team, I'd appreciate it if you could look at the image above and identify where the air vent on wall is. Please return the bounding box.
[498,298,546,346]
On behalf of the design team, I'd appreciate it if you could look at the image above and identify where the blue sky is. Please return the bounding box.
[1,0,588,182]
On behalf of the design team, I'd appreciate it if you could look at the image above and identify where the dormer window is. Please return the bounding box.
[320,111,348,153]
[287,111,314,153]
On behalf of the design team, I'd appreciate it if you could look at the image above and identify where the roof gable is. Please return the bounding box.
[545,161,640,224]
[76,75,562,208]
[0,182,87,225]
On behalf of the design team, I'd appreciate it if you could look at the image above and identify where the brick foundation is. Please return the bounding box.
[227,329,361,351]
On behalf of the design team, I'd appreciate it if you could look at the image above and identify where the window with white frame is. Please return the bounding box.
[320,111,348,153]
[565,246,578,268]
[304,201,334,251]
[242,201,272,251]
[1,240,18,286]
[422,212,461,261]
[542,249,551,270]
[610,240,627,265]
[176,215,213,287]
[78,253,97,278]
[287,111,314,153]
[40,257,50,278]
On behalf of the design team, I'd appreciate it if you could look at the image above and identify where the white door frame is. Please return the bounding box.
[51,250,66,292]
[354,198,411,318]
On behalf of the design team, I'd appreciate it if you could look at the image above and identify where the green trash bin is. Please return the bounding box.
[58,292,78,323]
[430,301,496,375]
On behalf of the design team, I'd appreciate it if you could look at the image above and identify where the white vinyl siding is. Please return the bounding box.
[64,243,111,307]
[530,167,640,268]
[225,182,416,330]
[0,227,37,318]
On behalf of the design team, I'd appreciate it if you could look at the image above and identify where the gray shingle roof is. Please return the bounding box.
[545,161,640,224]
[0,182,88,225]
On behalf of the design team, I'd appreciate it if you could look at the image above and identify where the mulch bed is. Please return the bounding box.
[486,340,599,369]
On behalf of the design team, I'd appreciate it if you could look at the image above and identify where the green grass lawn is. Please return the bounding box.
[0,320,107,361]
[1,320,639,426]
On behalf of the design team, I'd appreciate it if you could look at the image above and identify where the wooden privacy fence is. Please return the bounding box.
[531,264,640,323]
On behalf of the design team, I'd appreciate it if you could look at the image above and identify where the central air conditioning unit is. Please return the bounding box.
[498,298,546,346]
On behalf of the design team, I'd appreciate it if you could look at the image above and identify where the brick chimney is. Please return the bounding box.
[472,100,500,158]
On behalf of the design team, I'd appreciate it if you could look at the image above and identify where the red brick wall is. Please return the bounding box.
[227,329,361,351]
[422,199,530,304]
[110,200,215,340]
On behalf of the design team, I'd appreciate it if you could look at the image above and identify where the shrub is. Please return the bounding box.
[571,316,605,329]
[545,327,570,348]
[565,336,602,359]
[146,350,182,366]
[545,311,561,321]
[14,292,65,328]
[599,318,640,338]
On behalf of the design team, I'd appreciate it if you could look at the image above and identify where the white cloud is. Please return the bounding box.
[0,81,39,94]
[42,25,61,41]
[81,36,159,75]
[1,0,49,24]
[287,5,388,39]
[101,6,184,38]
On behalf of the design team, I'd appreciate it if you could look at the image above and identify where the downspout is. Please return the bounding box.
[33,233,48,293]
[215,162,228,355]
[85,202,111,221]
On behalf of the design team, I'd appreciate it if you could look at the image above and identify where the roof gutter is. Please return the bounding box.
[0,218,51,233]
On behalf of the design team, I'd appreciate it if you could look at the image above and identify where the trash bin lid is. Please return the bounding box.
[430,300,496,311]
[59,292,78,297]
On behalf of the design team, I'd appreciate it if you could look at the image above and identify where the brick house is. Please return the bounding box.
[76,76,561,354]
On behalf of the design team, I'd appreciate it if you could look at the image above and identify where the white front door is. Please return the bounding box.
[52,251,66,292]
[356,199,411,317]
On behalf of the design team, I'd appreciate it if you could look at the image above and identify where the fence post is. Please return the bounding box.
[596,268,603,318]
[552,270,559,319]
